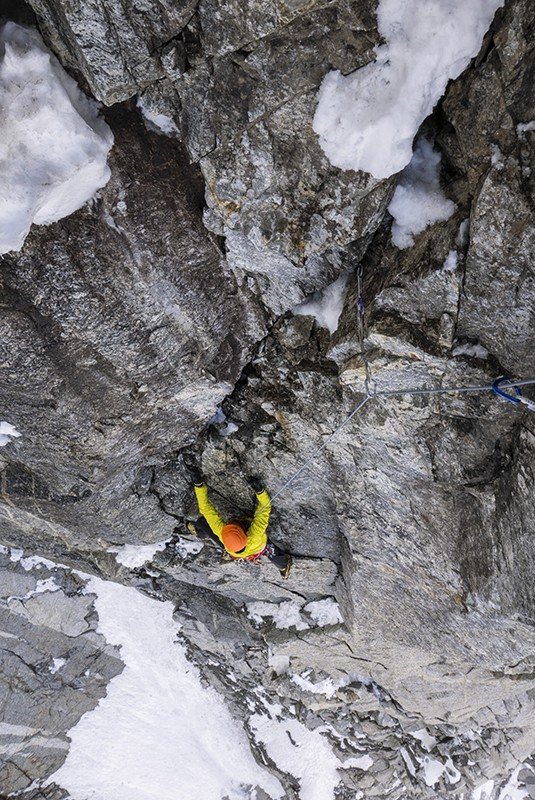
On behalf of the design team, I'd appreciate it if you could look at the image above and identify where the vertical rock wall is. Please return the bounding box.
[1,0,535,797]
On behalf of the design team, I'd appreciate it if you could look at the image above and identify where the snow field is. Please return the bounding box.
[313,0,504,178]
[0,22,113,255]
[47,578,284,800]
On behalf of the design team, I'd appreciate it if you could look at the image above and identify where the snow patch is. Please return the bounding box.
[210,406,240,436]
[111,541,169,569]
[268,651,290,676]
[250,713,357,800]
[247,600,309,631]
[304,598,343,626]
[47,578,284,800]
[8,550,61,572]
[313,0,504,178]
[344,754,373,771]
[516,121,535,137]
[400,747,418,777]
[291,671,338,699]
[497,765,533,800]
[137,95,179,137]
[442,250,459,273]
[293,272,349,334]
[31,577,62,596]
[0,420,21,447]
[173,536,204,559]
[410,728,437,752]
[0,22,113,255]
[50,658,66,674]
[491,143,505,170]
[452,342,489,359]
[457,218,470,247]
[388,139,456,249]
[419,754,461,787]
[473,780,495,800]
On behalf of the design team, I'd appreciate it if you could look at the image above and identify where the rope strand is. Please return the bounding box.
[264,396,371,509]
[257,377,535,513]
[373,377,535,399]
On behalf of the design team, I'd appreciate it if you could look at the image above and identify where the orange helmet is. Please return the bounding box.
[221,523,247,553]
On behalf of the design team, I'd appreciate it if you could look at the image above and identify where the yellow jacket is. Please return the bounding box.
[193,483,272,559]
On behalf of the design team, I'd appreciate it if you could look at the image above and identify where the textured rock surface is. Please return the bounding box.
[0,550,123,794]
[0,102,266,552]
[29,0,393,314]
[26,0,197,104]
[1,0,535,798]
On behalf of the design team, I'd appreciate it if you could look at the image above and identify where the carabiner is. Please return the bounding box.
[492,376,521,405]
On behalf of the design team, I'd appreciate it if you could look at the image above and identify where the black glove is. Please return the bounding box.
[190,468,203,485]
[182,453,203,485]
[247,475,264,493]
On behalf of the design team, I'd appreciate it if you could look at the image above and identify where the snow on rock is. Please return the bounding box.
[472,779,495,800]
[111,541,169,569]
[291,670,338,699]
[419,754,461,788]
[172,536,204,559]
[247,600,310,631]
[410,728,437,753]
[0,420,21,447]
[47,577,284,800]
[473,765,534,800]
[452,342,489,359]
[0,22,113,255]
[516,121,535,144]
[388,139,456,249]
[442,250,459,273]
[498,765,534,800]
[293,272,350,334]
[313,0,504,178]
[209,406,240,436]
[304,598,343,626]
[250,713,363,800]
[137,95,179,137]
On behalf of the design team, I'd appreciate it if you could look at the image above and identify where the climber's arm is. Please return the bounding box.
[193,484,225,538]
[246,489,272,550]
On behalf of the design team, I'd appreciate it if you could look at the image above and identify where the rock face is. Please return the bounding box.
[1,0,535,798]
[0,549,123,795]
[0,102,267,553]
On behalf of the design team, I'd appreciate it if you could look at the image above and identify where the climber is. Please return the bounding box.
[182,458,292,579]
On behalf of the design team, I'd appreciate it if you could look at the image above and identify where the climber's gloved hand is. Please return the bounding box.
[189,467,203,485]
[247,475,264,493]
[182,453,203,485]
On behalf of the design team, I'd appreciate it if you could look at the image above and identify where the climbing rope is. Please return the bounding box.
[356,266,371,394]
[263,396,371,510]
[373,377,535,400]
[260,376,535,512]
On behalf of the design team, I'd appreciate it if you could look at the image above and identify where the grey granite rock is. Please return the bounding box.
[1,0,535,798]
[0,103,267,551]
[0,553,123,793]
[27,0,197,103]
